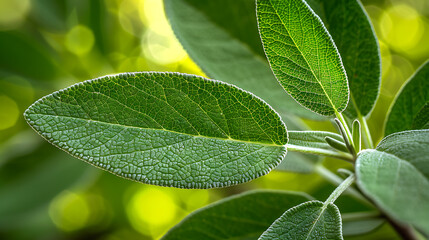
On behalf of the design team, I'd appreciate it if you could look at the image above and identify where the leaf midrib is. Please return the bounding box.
[305,202,329,240]
[267,0,338,112]
[29,113,283,147]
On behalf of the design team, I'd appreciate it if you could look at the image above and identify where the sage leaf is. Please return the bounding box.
[275,151,319,173]
[259,200,343,240]
[257,0,349,116]
[385,60,429,135]
[164,0,321,120]
[309,0,381,118]
[24,72,287,189]
[356,130,429,234]
[288,131,343,150]
[342,218,384,236]
[162,190,311,240]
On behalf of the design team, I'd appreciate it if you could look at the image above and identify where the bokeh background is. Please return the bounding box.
[0,0,428,239]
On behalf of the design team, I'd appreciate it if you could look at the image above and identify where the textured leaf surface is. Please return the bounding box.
[309,0,380,118]
[356,130,429,234]
[259,200,343,240]
[162,190,311,240]
[257,0,349,116]
[164,0,321,120]
[24,72,287,189]
[385,61,429,135]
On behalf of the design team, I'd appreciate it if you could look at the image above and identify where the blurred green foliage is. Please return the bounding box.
[0,0,428,239]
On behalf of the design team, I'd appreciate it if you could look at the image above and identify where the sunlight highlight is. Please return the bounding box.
[49,191,90,232]
[126,186,178,237]
[65,25,95,55]
[380,3,423,52]
[0,96,19,130]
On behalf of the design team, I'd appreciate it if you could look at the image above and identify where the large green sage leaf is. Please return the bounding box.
[385,60,429,135]
[356,130,429,234]
[257,0,349,116]
[308,0,381,118]
[24,72,287,189]
[164,0,321,120]
[162,190,311,240]
[259,200,343,240]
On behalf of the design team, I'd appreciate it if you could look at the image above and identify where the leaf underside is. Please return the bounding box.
[162,190,311,240]
[385,60,429,135]
[24,72,287,189]
[309,0,380,118]
[356,130,429,234]
[164,0,322,120]
[257,0,349,116]
[259,200,343,240]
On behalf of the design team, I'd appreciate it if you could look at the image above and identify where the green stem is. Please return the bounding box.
[324,173,355,204]
[287,144,353,162]
[314,165,372,206]
[335,111,354,148]
[358,114,374,149]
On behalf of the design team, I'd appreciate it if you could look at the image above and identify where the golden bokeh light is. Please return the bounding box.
[0,95,19,130]
[0,0,31,30]
[126,186,178,238]
[65,25,95,55]
[380,3,423,52]
[49,191,91,232]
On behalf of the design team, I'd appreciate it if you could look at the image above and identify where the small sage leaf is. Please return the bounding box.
[259,200,343,240]
[24,72,288,189]
[288,131,343,150]
[309,0,381,118]
[257,0,349,116]
[385,60,429,135]
[356,130,429,234]
[164,0,322,120]
[162,190,311,240]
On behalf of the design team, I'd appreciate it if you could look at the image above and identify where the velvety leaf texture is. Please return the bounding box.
[259,200,343,240]
[309,0,381,118]
[24,72,287,189]
[356,130,429,234]
[257,0,349,116]
[164,0,321,120]
[162,190,311,240]
[385,60,429,135]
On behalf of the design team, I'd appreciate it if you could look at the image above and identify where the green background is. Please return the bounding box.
[0,0,428,239]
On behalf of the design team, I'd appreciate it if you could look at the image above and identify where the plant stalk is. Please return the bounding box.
[324,173,355,204]
[358,114,374,149]
[287,144,353,162]
[314,165,372,206]
[385,215,419,240]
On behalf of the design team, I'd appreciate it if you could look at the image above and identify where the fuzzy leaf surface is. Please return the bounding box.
[162,190,311,240]
[164,0,321,120]
[259,200,343,240]
[309,0,380,118]
[257,0,349,116]
[24,72,287,189]
[385,61,429,135]
[356,130,429,234]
